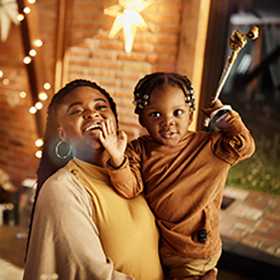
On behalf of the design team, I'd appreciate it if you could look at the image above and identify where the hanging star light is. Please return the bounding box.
[0,0,19,42]
[104,0,156,53]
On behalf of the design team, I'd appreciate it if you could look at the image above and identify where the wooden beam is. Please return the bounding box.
[54,0,73,92]
[176,0,211,131]
[16,0,48,138]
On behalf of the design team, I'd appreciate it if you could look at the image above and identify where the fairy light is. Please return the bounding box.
[35,101,43,110]
[38,92,48,101]
[35,150,42,158]
[23,56,32,64]
[29,49,37,57]
[3,79,9,85]
[29,106,37,114]
[23,7,31,14]
[0,70,3,78]
[28,0,36,3]
[43,82,51,90]
[17,14,24,21]
[35,139,44,147]
[34,39,43,47]
[19,91,27,98]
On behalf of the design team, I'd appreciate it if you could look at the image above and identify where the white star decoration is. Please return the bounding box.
[0,0,19,42]
[104,0,156,53]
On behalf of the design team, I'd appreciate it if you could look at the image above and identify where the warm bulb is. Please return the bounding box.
[38,92,48,101]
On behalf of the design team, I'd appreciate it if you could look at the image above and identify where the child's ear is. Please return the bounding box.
[138,114,146,128]
[57,127,67,141]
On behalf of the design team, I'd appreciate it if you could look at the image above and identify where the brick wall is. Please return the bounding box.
[0,0,183,186]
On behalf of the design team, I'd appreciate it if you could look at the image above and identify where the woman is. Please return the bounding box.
[23,79,217,280]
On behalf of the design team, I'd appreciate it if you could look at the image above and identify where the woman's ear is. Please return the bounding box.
[189,110,194,125]
[57,127,67,141]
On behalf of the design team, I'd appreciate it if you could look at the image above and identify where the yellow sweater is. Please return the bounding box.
[70,158,164,280]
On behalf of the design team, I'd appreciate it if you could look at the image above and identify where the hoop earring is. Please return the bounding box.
[55,140,72,159]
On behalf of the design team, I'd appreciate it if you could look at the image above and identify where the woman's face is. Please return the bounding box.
[56,86,117,159]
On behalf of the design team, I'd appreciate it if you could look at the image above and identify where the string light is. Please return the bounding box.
[28,0,36,3]
[29,106,37,114]
[23,7,31,14]
[38,92,48,101]
[23,56,32,64]
[35,139,44,147]
[17,14,24,21]
[29,49,37,57]
[34,39,43,47]
[0,70,3,78]
[3,78,9,85]
[35,101,43,110]
[19,91,27,98]
[43,82,51,90]
[35,150,42,158]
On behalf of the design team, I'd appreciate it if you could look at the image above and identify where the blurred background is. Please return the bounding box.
[0,0,280,279]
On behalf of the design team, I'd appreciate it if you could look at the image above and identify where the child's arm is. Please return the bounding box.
[98,119,127,168]
[202,99,255,164]
[98,119,144,198]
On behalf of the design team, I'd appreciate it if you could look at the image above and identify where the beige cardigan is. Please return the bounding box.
[23,159,164,280]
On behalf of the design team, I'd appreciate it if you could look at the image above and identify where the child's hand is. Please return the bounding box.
[98,119,127,168]
[201,99,224,117]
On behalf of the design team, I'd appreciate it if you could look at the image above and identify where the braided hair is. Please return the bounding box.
[133,72,196,114]
[26,79,118,258]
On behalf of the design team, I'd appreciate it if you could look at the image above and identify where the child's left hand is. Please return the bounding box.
[201,99,224,117]
[98,119,127,168]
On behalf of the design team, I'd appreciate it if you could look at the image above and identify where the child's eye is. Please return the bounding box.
[96,104,108,110]
[150,112,161,117]
[174,109,183,116]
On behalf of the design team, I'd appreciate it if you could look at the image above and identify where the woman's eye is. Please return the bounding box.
[174,109,183,116]
[150,112,161,117]
[96,104,108,110]
[70,109,83,115]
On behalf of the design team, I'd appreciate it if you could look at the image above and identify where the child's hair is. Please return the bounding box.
[26,79,118,259]
[133,72,196,114]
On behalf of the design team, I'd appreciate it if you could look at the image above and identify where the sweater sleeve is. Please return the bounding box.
[106,147,144,199]
[23,169,134,280]
[212,109,255,165]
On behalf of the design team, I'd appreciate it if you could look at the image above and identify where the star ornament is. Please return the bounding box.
[0,0,19,42]
[104,0,156,53]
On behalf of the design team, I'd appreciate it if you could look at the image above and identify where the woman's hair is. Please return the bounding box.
[26,79,118,258]
[132,72,196,114]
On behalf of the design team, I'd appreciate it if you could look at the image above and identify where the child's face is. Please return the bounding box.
[139,85,193,146]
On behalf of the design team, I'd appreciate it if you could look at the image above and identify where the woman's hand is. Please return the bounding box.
[98,119,127,168]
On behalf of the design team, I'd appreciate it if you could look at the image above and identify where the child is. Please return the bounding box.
[101,72,255,279]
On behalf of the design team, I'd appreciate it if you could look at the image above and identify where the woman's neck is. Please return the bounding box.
[74,149,110,167]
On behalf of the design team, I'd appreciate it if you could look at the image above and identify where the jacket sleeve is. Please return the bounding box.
[107,142,144,199]
[212,109,255,165]
[23,170,134,280]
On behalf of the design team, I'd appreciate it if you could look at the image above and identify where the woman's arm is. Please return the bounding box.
[23,169,134,280]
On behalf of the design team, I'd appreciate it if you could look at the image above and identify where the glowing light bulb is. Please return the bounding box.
[35,102,43,110]
[35,150,42,158]
[23,7,31,14]
[29,49,37,57]
[19,91,27,98]
[3,79,9,85]
[17,14,25,21]
[38,92,48,101]
[0,70,3,78]
[34,39,43,47]
[29,106,37,114]
[23,56,32,64]
[28,0,36,3]
[44,82,51,90]
[35,139,44,147]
